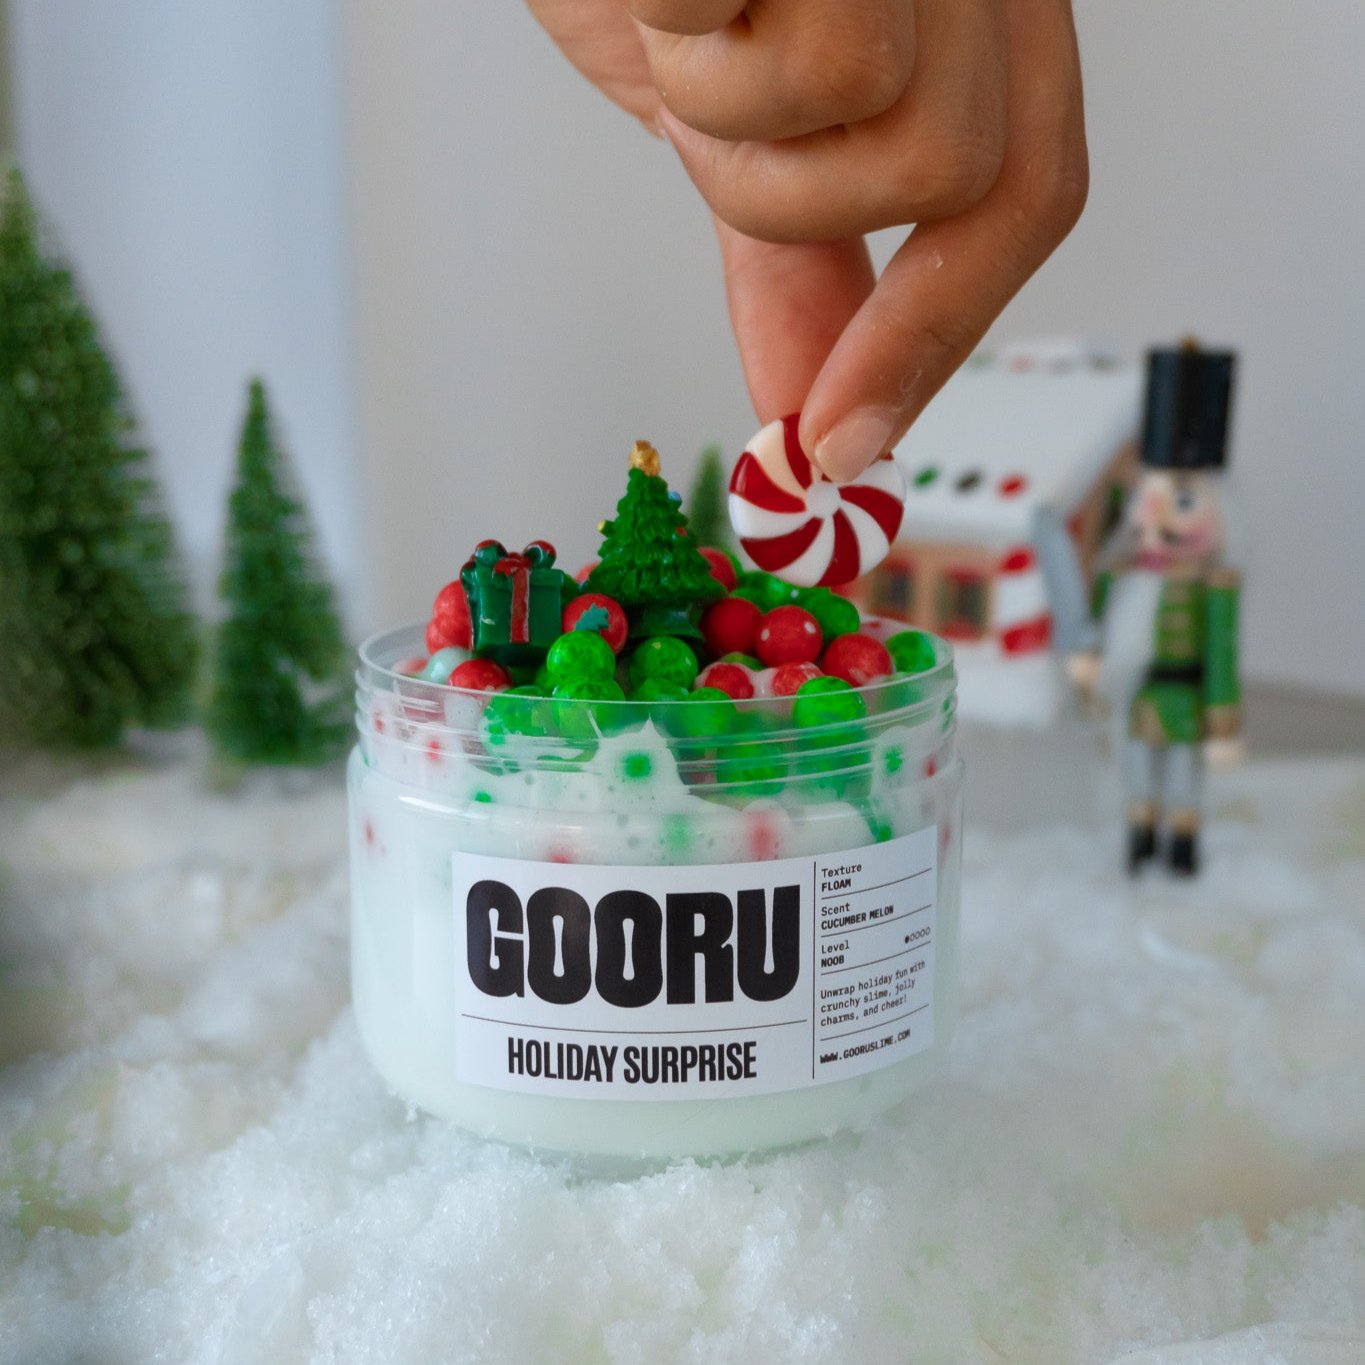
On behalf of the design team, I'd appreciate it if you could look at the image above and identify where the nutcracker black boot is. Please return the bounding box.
[1168,828,1199,876]
[1127,823,1157,875]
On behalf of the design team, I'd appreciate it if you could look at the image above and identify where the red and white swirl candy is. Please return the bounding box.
[728,414,906,587]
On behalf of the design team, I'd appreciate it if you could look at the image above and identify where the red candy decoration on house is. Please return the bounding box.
[755,605,822,666]
[821,633,893,686]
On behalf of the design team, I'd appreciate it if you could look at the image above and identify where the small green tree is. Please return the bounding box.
[585,441,723,620]
[685,443,731,550]
[206,379,349,765]
[0,167,197,749]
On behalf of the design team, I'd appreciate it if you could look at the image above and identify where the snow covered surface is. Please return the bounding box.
[2,736,1363,1364]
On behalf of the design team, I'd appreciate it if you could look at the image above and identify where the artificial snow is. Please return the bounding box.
[2,738,1363,1364]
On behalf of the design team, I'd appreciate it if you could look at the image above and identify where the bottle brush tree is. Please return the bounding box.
[0,167,197,749]
[685,443,732,551]
[206,379,349,766]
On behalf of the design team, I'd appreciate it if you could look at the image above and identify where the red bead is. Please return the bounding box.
[755,605,822,667]
[699,547,738,593]
[561,593,629,654]
[448,659,512,692]
[821,633,893,686]
[769,661,823,696]
[428,579,472,650]
[697,661,755,700]
[701,595,762,658]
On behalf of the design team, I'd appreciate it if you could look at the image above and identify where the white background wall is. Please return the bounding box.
[10,3,1364,693]
[10,0,359,617]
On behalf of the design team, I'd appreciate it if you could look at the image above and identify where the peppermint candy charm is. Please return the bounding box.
[728,414,906,587]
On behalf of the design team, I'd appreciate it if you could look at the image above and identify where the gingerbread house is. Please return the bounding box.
[850,341,1143,725]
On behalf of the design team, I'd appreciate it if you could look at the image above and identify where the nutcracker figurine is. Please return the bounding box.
[1043,343,1242,876]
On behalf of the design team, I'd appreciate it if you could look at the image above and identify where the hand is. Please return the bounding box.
[1204,736,1246,771]
[526,0,1088,480]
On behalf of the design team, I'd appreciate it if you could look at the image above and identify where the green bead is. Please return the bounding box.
[563,677,625,702]
[664,686,737,739]
[793,676,867,728]
[483,685,544,744]
[546,630,616,682]
[886,629,938,675]
[719,739,786,797]
[719,652,763,670]
[534,664,553,692]
[736,571,799,611]
[552,676,627,741]
[799,587,861,643]
[791,720,869,799]
[630,678,689,704]
[628,636,699,690]
[728,709,766,737]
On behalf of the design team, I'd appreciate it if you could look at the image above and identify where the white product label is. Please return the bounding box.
[452,828,937,1101]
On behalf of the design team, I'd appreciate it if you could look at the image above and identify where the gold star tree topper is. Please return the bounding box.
[629,440,660,478]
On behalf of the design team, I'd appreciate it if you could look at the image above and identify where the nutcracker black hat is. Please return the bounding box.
[1140,341,1236,470]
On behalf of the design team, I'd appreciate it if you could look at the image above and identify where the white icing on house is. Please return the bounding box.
[853,342,1143,726]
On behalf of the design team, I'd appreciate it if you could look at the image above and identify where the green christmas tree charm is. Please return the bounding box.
[585,441,722,638]
[206,379,349,766]
[0,167,197,749]
[685,443,731,551]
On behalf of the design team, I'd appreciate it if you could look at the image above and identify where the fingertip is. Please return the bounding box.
[806,405,899,483]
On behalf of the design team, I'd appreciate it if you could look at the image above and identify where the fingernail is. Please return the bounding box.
[811,407,898,483]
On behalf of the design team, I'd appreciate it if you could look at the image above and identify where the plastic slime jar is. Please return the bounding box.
[349,624,963,1161]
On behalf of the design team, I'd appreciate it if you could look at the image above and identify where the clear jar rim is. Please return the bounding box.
[358,622,954,718]
[355,623,956,793]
